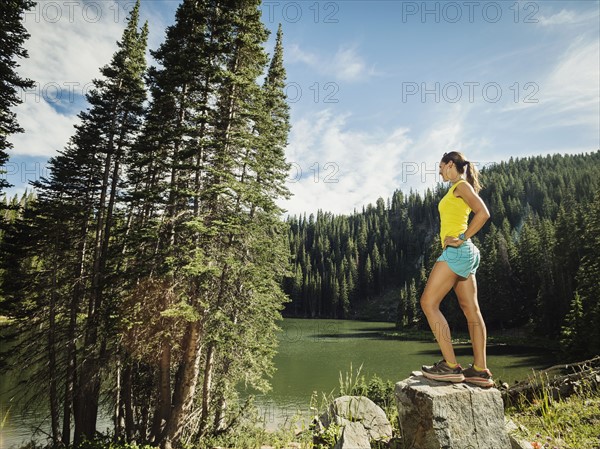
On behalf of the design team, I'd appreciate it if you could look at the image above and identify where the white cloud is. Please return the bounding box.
[287,43,373,82]
[20,1,128,87]
[9,96,78,157]
[278,105,488,216]
[545,38,599,111]
[500,37,600,128]
[280,110,412,216]
[287,43,319,66]
[537,9,597,27]
[538,10,578,26]
[399,105,473,191]
[8,1,136,157]
[330,47,368,82]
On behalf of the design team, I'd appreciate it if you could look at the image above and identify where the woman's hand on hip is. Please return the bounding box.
[443,236,465,248]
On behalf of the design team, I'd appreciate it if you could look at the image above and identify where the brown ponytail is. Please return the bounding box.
[441,151,483,193]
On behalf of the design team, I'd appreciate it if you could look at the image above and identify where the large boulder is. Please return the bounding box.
[395,373,511,449]
[320,395,393,443]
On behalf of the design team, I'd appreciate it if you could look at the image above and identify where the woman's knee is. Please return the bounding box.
[460,303,481,320]
[458,297,479,313]
[420,295,438,314]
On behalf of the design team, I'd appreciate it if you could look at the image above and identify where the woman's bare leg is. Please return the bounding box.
[454,274,487,369]
[420,262,459,364]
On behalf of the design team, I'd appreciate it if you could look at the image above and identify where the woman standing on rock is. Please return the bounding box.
[420,151,494,388]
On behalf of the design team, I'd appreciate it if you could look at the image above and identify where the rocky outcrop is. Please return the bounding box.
[319,395,393,448]
[395,373,512,449]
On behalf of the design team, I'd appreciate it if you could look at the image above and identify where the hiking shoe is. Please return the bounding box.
[462,364,494,388]
[421,360,465,383]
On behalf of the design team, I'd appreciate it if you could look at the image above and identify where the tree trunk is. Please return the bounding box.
[159,321,203,449]
[151,340,171,440]
[210,311,237,434]
[49,262,62,445]
[76,86,132,444]
[212,392,227,434]
[123,361,135,442]
[114,359,123,441]
[199,343,215,433]
[152,84,188,445]
[64,214,90,446]
[502,356,600,406]
[74,169,111,442]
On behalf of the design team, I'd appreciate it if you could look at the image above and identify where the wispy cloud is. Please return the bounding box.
[279,104,490,215]
[329,47,369,81]
[397,104,488,191]
[545,38,599,113]
[287,43,374,82]
[8,1,136,157]
[287,43,319,66]
[500,37,600,128]
[20,1,128,87]
[281,110,411,216]
[537,9,598,27]
[282,104,510,215]
[9,95,78,157]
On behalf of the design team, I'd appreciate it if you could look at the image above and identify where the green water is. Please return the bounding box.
[1,318,555,446]
[241,318,555,430]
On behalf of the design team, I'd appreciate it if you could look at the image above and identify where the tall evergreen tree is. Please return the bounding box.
[3,2,149,444]
[566,191,600,358]
[75,4,148,441]
[121,2,293,446]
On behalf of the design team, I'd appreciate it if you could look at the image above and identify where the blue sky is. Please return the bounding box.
[4,0,599,215]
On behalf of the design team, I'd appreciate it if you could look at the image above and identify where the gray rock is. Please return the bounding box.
[504,417,518,434]
[505,418,533,449]
[508,434,534,449]
[395,374,512,449]
[320,395,393,442]
[333,421,371,449]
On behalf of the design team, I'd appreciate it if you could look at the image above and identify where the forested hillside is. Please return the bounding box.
[281,151,600,359]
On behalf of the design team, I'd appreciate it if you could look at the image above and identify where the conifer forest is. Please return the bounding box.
[1,0,599,447]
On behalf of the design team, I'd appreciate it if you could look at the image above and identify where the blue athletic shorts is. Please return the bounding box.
[436,239,480,278]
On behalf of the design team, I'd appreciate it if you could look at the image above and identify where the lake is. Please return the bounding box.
[0,318,555,447]
[243,318,555,430]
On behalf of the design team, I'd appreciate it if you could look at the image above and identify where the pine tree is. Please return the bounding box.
[560,292,585,358]
[195,14,292,439]
[514,216,542,319]
[67,4,149,442]
[478,224,519,328]
[534,218,557,334]
[122,2,292,445]
[553,197,583,329]
[122,0,224,440]
[570,191,600,358]
[396,285,407,328]
[5,3,150,444]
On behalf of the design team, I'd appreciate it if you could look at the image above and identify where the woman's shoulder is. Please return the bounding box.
[452,179,474,197]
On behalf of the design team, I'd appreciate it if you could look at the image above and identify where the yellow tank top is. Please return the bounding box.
[438,179,471,247]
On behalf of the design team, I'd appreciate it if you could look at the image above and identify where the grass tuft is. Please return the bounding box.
[506,371,600,449]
